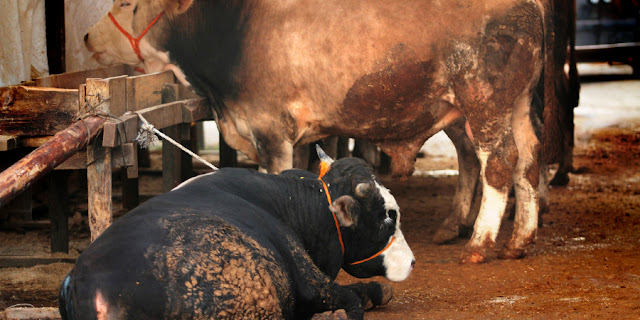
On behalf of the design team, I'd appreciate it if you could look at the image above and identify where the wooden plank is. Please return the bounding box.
[83,76,126,116]
[182,98,212,122]
[87,135,112,242]
[161,84,183,193]
[32,64,134,89]
[0,135,19,151]
[126,71,175,111]
[4,307,61,320]
[0,86,79,136]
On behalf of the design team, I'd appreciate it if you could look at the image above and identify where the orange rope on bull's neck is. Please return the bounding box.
[318,161,345,256]
[317,161,395,265]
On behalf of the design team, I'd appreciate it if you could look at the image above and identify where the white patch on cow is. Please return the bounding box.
[95,290,109,320]
[172,172,217,190]
[375,182,414,282]
[511,89,540,245]
[467,150,509,247]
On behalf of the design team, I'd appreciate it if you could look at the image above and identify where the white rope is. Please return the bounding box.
[134,112,219,171]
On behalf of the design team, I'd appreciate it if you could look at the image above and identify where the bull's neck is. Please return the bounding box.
[261,175,345,278]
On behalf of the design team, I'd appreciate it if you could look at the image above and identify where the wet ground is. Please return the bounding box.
[1,63,639,318]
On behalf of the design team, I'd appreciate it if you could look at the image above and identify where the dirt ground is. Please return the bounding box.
[1,65,639,318]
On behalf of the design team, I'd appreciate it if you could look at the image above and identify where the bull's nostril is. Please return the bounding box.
[84,33,89,43]
[411,259,416,268]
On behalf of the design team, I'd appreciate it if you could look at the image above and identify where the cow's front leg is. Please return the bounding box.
[344,282,393,310]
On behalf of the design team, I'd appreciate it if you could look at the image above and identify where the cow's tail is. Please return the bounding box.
[58,274,76,320]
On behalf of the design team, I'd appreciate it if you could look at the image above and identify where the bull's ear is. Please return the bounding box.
[161,0,193,15]
[329,195,358,227]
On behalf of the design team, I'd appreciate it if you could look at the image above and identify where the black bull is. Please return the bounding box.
[59,155,414,319]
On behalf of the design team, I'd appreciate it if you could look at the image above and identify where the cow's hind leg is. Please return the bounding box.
[433,119,481,244]
[498,89,541,259]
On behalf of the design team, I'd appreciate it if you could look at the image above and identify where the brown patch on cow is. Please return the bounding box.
[150,213,290,319]
[484,134,518,189]
[340,44,439,140]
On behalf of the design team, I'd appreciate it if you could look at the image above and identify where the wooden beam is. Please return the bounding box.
[126,71,175,111]
[3,307,61,320]
[0,116,106,208]
[0,86,79,136]
[32,64,134,89]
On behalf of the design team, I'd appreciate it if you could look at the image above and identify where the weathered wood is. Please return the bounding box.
[48,171,69,253]
[182,98,211,122]
[0,116,106,208]
[126,71,175,111]
[0,135,19,151]
[32,64,134,89]
[3,307,61,320]
[87,134,112,242]
[0,86,79,136]
[161,84,183,193]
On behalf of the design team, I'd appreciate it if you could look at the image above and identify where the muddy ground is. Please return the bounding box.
[1,66,639,318]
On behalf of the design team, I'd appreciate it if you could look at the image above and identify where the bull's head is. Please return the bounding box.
[84,0,193,66]
[316,146,415,282]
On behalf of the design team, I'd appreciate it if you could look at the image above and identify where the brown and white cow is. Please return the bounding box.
[431,0,581,247]
[86,0,546,262]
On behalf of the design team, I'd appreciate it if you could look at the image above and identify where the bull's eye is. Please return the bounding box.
[120,1,132,8]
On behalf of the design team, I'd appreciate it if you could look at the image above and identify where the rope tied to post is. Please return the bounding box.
[134,112,218,171]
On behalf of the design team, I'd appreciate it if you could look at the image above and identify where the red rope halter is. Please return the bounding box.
[108,11,164,63]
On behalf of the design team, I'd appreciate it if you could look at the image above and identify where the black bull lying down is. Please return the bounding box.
[59,148,415,319]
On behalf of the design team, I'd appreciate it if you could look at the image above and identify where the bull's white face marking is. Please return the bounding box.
[95,290,109,320]
[375,181,414,282]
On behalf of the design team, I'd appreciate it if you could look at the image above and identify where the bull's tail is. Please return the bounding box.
[58,274,76,320]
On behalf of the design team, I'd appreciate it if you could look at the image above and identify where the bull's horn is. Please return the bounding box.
[355,182,373,198]
[315,145,334,165]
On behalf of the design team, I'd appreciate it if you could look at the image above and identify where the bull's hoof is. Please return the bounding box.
[459,251,486,264]
[497,247,526,260]
[357,282,393,310]
[311,309,348,320]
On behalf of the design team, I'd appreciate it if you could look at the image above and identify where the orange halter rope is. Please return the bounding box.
[317,162,395,265]
[108,11,164,63]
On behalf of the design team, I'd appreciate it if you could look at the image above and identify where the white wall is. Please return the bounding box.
[0,0,48,86]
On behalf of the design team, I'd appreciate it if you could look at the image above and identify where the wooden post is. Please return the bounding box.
[161,83,191,192]
[48,170,69,253]
[85,78,114,241]
[87,136,112,242]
